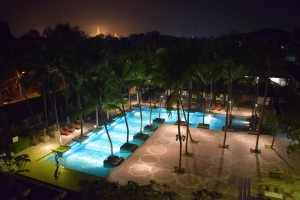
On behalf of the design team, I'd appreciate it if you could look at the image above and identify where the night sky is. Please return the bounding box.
[1,0,299,38]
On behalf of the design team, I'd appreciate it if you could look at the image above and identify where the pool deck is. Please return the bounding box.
[16,107,300,199]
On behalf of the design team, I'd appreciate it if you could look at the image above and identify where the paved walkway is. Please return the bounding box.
[16,108,300,199]
[107,125,300,199]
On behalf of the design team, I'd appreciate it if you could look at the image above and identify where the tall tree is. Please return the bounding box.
[106,50,140,151]
[153,43,188,173]
[84,62,124,165]
[214,33,246,148]
[59,25,90,137]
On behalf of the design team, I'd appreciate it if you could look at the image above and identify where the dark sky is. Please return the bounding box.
[1,0,299,38]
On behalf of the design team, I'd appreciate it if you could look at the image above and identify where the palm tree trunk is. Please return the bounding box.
[76,89,84,137]
[176,95,182,171]
[251,79,257,116]
[121,94,130,144]
[185,86,192,154]
[95,106,99,128]
[42,82,48,130]
[62,77,70,124]
[222,100,229,147]
[100,109,114,158]
[271,128,277,148]
[253,78,259,130]
[106,109,109,120]
[180,97,195,142]
[222,65,231,148]
[228,65,232,126]
[53,78,62,146]
[202,90,206,124]
[137,88,143,134]
[209,82,213,111]
[158,93,163,118]
[128,89,132,109]
[136,88,139,106]
[149,98,152,125]
[255,59,270,151]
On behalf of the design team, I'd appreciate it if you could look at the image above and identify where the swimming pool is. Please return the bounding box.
[45,106,250,177]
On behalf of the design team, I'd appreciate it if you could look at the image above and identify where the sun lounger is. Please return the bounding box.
[210,104,216,110]
[217,104,222,111]
[60,128,70,136]
[70,123,80,130]
[67,125,75,132]
[62,126,74,133]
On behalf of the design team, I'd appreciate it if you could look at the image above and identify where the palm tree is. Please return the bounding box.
[221,65,231,149]
[252,59,271,153]
[195,38,223,127]
[84,63,124,167]
[23,27,68,145]
[106,50,139,152]
[33,23,89,145]
[141,87,164,130]
[214,33,247,148]
[152,92,166,124]
[19,33,54,135]
[193,70,209,128]
[133,86,150,140]
[59,27,91,138]
[184,80,195,155]
[178,38,202,144]
[153,45,188,173]
[244,32,285,153]
[129,51,150,141]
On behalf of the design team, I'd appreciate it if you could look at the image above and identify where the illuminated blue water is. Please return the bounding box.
[44,106,249,177]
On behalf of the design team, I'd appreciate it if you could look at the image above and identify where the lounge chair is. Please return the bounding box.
[62,126,74,133]
[70,123,80,130]
[217,104,222,111]
[60,128,70,136]
[210,104,216,110]
[67,125,75,132]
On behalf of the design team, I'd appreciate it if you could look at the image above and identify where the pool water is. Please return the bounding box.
[45,106,250,177]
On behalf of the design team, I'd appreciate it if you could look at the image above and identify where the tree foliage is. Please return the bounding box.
[78,180,178,200]
[0,153,31,174]
[191,189,223,200]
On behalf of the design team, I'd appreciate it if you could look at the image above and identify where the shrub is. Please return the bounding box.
[11,137,32,153]
[78,179,178,200]
[192,189,223,200]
